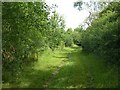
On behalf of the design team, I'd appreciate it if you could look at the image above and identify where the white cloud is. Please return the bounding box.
[45,0,89,30]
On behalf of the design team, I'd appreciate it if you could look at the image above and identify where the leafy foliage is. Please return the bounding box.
[64,28,73,47]
[2,2,65,83]
[2,1,119,86]
[80,2,120,64]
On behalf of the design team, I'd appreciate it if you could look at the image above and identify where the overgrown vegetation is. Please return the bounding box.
[2,2,66,83]
[2,1,119,88]
[2,46,118,88]
[73,1,120,64]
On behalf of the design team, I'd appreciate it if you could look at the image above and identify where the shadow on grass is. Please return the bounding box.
[16,67,54,88]
[17,46,81,88]
[5,46,118,88]
[47,47,86,88]
[48,46,118,88]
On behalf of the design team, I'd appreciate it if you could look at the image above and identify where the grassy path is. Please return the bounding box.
[48,46,118,88]
[43,56,67,88]
[3,45,118,88]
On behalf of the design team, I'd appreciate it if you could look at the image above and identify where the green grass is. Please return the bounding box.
[3,45,118,88]
[49,46,118,88]
[2,47,70,88]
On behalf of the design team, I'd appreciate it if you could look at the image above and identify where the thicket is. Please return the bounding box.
[75,2,120,64]
[64,27,83,47]
[2,2,66,83]
[2,1,120,84]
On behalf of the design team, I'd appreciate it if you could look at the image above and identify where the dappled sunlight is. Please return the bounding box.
[11,47,76,88]
[19,69,53,88]
[48,46,118,88]
[65,61,74,66]
[3,46,118,88]
[2,1,119,88]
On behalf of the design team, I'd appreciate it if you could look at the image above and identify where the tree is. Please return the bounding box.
[2,2,52,83]
[64,28,73,47]
[48,11,66,51]
[73,27,83,46]
[78,2,120,64]
[74,1,108,26]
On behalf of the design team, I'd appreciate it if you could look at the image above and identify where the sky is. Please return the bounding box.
[45,0,90,30]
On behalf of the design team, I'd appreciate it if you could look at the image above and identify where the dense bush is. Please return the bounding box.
[2,2,65,83]
[80,2,120,64]
[2,1,120,84]
[64,28,74,47]
[73,27,83,46]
